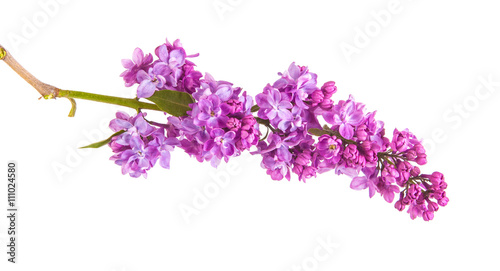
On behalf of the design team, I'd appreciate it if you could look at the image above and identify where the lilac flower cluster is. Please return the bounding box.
[120,38,202,98]
[166,73,260,167]
[108,112,179,178]
[349,128,449,221]
[110,39,259,177]
[254,63,323,181]
[108,38,447,221]
[254,63,448,220]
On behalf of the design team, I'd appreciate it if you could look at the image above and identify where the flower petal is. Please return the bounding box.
[122,59,134,69]
[350,176,368,190]
[137,80,157,98]
[159,151,171,169]
[339,123,354,139]
[132,48,144,65]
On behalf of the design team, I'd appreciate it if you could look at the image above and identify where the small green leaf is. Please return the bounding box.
[146,89,194,117]
[67,98,77,117]
[251,104,260,112]
[384,157,395,166]
[80,130,125,149]
[322,124,332,132]
[308,128,331,137]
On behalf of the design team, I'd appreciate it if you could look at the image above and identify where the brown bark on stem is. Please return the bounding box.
[0,44,59,98]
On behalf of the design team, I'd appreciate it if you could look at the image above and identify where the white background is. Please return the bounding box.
[1,0,499,270]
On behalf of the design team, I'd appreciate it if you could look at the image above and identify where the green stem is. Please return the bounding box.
[56,90,161,112]
[255,117,278,133]
[1,44,162,116]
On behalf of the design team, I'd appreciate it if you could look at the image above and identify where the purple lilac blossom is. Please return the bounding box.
[323,95,364,139]
[108,112,179,178]
[120,48,153,87]
[112,39,447,221]
[255,85,292,127]
[251,62,447,220]
[121,38,202,98]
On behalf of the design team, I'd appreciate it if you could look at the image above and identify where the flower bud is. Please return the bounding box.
[311,90,324,104]
[241,115,257,127]
[416,194,426,205]
[292,164,303,175]
[404,150,417,161]
[410,166,420,177]
[396,161,411,185]
[414,144,426,155]
[407,184,421,200]
[359,139,371,151]
[422,211,434,221]
[295,151,312,166]
[227,118,241,131]
[416,155,427,165]
[225,99,243,114]
[427,201,439,212]
[395,199,406,211]
[356,125,368,141]
[438,196,449,206]
[319,98,333,110]
[390,129,410,153]
[321,81,337,98]
[429,171,444,185]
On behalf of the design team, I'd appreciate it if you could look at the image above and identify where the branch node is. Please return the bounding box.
[0,46,6,60]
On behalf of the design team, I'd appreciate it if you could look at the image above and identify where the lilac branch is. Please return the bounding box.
[0,44,59,97]
[0,45,161,116]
